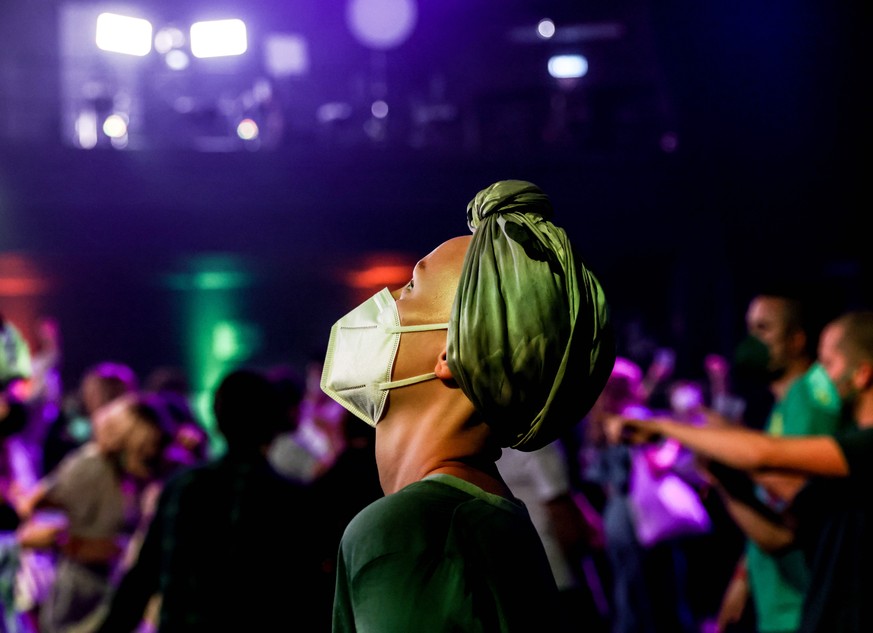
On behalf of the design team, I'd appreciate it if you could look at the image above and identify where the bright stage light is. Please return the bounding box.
[547,54,589,79]
[190,19,248,58]
[96,13,153,56]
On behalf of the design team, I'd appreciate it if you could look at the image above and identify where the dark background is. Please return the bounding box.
[0,0,867,394]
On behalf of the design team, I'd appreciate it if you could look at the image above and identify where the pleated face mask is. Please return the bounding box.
[320,287,449,426]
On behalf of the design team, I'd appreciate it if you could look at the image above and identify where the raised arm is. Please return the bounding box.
[613,413,849,477]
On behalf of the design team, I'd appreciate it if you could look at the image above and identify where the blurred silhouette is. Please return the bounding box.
[497,440,610,633]
[583,356,699,633]
[13,392,175,633]
[19,316,63,476]
[96,367,325,632]
[265,363,326,484]
[42,362,139,476]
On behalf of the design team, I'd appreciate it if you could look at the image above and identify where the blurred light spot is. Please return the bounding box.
[211,320,259,361]
[547,54,588,79]
[154,27,186,54]
[371,100,389,119]
[102,113,128,138]
[346,0,417,50]
[252,79,272,103]
[537,19,556,39]
[110,135,129,149]
[660,131,679,153]
[346,264,409,289]
[165,49,190,70]
[263,33,309,77]
[190,19,247,58]
[0,254,49,296]
[317,102,353,124]
[193,271,249,290]
[75,110,98,149]
[237,118,259,140]
[96,13,152,56]
[173,96,195,114]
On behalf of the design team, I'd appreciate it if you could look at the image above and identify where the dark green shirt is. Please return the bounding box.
[333,473,564,632]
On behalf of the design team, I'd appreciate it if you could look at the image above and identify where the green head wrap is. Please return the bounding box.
[446,180,615,451]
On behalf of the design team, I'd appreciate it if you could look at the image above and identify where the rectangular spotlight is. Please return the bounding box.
[96,13,153,56]
[190,19,247,58]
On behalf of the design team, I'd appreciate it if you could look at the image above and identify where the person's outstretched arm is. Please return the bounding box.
[611,411,849,477]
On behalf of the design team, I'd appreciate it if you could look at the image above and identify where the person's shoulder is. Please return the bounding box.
[790,364,839,409]
[53,443,107,476]
[345,478,463,535]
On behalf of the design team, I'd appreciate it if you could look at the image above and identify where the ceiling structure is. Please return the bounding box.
[0,0,866,385]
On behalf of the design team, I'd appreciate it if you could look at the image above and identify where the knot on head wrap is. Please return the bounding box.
[447,180,615,451]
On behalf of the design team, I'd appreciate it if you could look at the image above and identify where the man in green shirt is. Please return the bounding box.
[720,294,844,633]
[613,309,873,633]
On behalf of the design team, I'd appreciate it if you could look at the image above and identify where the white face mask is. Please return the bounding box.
[320,288,449,426]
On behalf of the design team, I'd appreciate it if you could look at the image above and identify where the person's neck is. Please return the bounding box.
[770,359,811,401]
[375,398,507,496]
[428,450,512,496]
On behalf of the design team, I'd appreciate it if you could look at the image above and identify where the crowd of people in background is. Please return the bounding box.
[0,274,866,633]
[0,312,382,632]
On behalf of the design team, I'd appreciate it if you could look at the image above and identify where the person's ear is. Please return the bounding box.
[855,361,873,390]
[434,346,453,380]
[789,329,807,356]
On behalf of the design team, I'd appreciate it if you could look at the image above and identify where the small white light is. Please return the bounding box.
[155,27,186,54]
[537,19,556,39]
[237,118,259,140]
[263,33,309,77]
[165,49,190,71]
[190,19,247,58]
[371,100,389,119]
[102,114,128,138]
[547,54,589,79]
[96,13,153,57]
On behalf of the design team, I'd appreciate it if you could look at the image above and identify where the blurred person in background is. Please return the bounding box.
[42,362,139,477]
[0,312,35,632]
[611,309,873,633]
[710,291,845,633]
[96,367,325,632]
[13,392,175,633]
[20,316,63,479]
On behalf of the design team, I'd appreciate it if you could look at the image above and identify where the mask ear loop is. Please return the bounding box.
[385,323,449,333]
[379,373,438,390]
[378,322,449,390]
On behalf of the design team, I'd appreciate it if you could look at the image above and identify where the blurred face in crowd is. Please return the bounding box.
[745,296,803,374]
[121,408,164,480]
[817,319,873,426]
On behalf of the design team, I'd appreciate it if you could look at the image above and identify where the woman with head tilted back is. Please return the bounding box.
[321,180,615,632]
